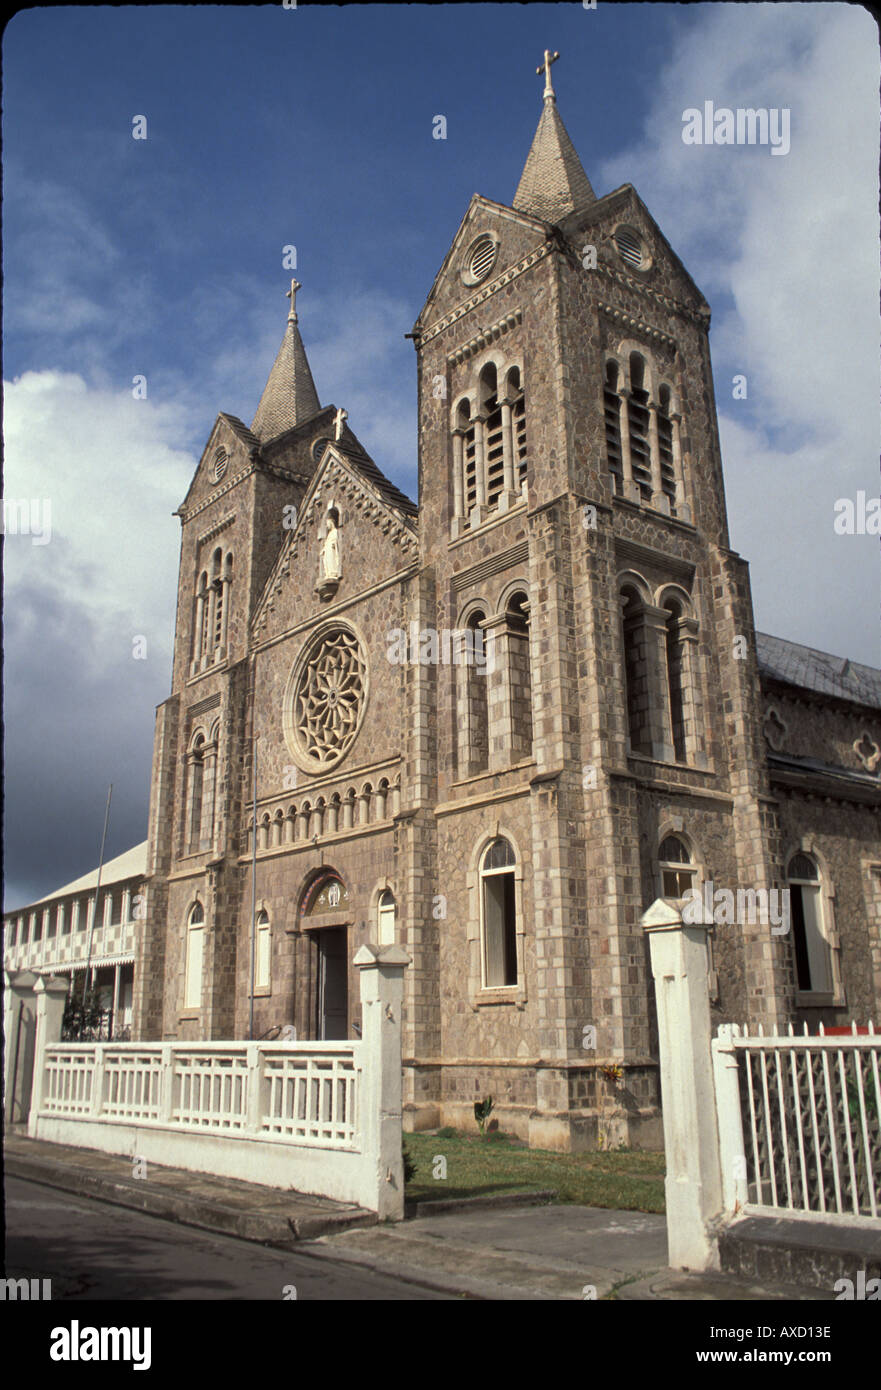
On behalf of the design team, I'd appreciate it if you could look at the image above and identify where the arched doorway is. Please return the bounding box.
[300,873,352,1039]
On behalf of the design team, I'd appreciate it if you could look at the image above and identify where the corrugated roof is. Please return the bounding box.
[756,632,881,710]
[26,841,149,910]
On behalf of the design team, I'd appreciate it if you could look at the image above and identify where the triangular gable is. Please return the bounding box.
[414,193,550,331]
[251,442,418,641]
[176,413,262,516]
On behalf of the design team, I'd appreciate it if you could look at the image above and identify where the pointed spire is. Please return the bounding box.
[513,50,596,223]
[250,280,321,440]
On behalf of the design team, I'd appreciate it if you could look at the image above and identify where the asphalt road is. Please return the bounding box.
[3,1177,450,1301]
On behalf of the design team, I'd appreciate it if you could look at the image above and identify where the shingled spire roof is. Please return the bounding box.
[251,279,321,440]
[513,51,596,223]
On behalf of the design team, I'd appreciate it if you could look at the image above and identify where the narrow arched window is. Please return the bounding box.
[194,570,210,663]
[481,838,518,987]
[664,598,687,762]
[627,354,652,502]
[621,585,651,754]
[184,902,205,1010]
[506,591,533,759]
[787,854,832,994]
[378,889,396,946]
[604,360,623,495]
[255,909,271,990]
[459,610,489,775]
[187,736,205,853]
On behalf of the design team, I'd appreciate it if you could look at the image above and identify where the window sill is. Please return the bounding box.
[796,990,844,1009]
[472,986,524,1008]
[449,497,527,547]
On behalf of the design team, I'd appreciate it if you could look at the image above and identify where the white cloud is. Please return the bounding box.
[599,3,880,664]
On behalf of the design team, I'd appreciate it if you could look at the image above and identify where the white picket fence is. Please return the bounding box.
[713,1021,881,1222]
[27,946,409,1218]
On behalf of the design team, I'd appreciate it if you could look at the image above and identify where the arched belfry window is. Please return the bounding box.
[604,360,623,495]
[184,902,205,1010]
[657,386,677,513]
[456,398,477,518]
[481,364,505,508]
[187,734,206,852]
[627,354,653,503]
[505,366,528,493]
[480,838,518,988]
[787,853,833,995]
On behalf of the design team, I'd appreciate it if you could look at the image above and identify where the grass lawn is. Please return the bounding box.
[403,1129,666,1214]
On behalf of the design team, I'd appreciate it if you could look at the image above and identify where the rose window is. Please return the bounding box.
[287,626,367,769]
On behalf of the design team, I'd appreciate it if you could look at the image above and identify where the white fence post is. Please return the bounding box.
[712,1024,750,1213]
[4,969,37,1123]
[354,943,410,1221]
[27,974,70,1136]
[642,898,723,1271]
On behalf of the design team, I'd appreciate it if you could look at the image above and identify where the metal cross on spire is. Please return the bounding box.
[536,49,560,100]
[286,278,301,322]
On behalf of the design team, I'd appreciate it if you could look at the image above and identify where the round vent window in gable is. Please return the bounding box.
[614,225,648,271]
[213,447,229,483]
[462,234,498,286]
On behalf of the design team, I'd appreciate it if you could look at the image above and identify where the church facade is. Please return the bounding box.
[133,61,881,1150]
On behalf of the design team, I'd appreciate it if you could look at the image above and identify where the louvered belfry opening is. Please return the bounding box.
[507,366,528,490]
[457,398,477,514]
[627,353,653,502]
[658,386,677,514]
[604,360,623,495]
[480,364,505,508]
[664,597,687,762]
[614,225,643,270]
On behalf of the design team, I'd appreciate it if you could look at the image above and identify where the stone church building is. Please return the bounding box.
[133,60,881,1149]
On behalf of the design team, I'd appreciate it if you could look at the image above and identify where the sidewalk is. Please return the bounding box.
[3,1132,834,1300]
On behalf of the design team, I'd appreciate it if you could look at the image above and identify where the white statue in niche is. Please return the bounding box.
[316,505,342,596]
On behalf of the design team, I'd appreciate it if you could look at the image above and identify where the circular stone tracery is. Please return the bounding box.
[286,625,368,770]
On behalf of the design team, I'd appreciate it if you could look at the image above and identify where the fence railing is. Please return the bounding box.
[27,946,409,1217]
[713,1021,881,1223]
[39,1041,361,1147]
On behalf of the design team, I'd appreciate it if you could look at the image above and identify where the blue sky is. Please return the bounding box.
[3,3,879,907]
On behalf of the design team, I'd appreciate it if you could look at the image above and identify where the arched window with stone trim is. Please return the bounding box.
[193,569,210,666]
[658,834,697,899]
[480,837,518,988]
[788,853,833,996]
[184,901,205,1010]
[620,583,652,754]
[456,397,477,521]
[377,889,396,946]
[187,734,206,853]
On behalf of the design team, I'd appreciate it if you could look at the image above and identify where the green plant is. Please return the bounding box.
[474,1095,494,1137]
[435,1125,458,1139]
[402,1139,416,1184]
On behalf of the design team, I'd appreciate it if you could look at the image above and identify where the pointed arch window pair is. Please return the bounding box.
[452,363,527,533]
[456,590,533,778]
[604,353,683,517]
[192,548,233,671]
